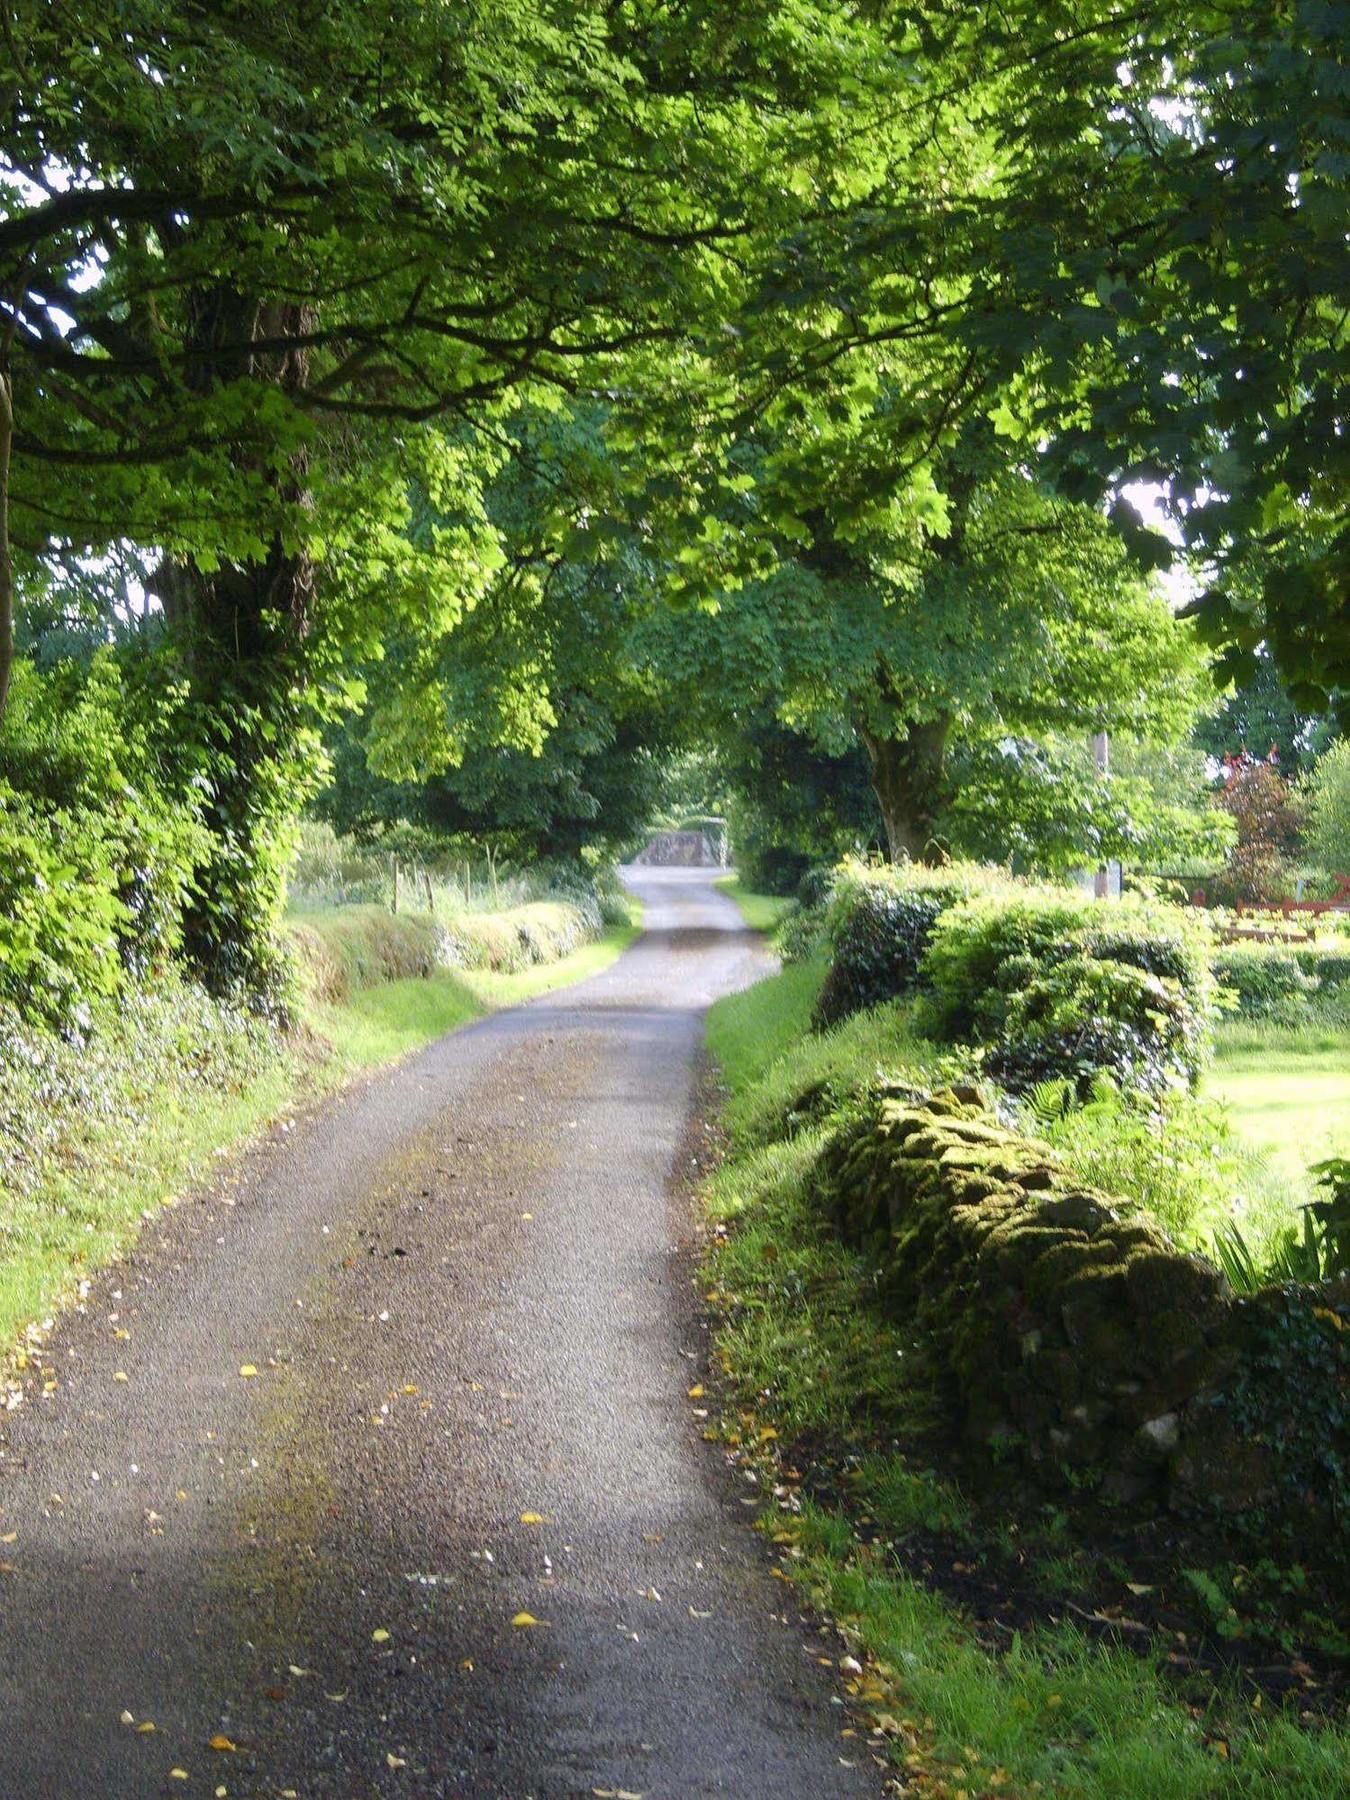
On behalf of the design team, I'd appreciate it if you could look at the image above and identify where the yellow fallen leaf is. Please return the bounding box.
[758,1426,779,1442]
[287,1664,310,1677]
[135,1721,156,1734]
[113,1372,128,1383]
[386,1753,406,1769]
[215,1789,227,1798]
[460,1658,474,1671]
[400,1384,419,1395]
[511,1611,544,1628]
[0,1531,16,1544]
[687,1384,704,1398]
[519,1512,547,1525]
[208,1734,237,1752]
[371,1628,390,1643]
[169,1771,188,1782]
[238,1365,258,1379]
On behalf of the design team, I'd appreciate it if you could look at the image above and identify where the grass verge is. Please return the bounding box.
[713,873,796,933]
[0,913,639,1359]
[306,919,640,1070]
[699,960,1350,1798]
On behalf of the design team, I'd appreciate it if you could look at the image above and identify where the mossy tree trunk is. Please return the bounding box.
[861,718,949,864]
[156,289,316,1005]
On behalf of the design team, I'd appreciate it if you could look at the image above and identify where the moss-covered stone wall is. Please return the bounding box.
[819,1085,1350,1552]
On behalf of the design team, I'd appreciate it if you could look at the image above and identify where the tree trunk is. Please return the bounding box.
[0,329,14,728]
[862,719,950,864]
[158,289,316,1003]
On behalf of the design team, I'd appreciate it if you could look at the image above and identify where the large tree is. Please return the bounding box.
[0,0,889,988]
[648,428,1210,862]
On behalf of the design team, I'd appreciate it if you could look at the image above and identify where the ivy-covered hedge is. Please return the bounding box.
[0,658,207,1027]
[288,896,602,1003]
[819,1085,1350,1558]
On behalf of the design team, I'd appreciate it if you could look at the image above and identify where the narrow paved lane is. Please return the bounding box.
[0,871,879,1799]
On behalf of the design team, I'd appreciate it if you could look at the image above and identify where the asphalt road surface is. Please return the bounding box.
[0,870,880,1799]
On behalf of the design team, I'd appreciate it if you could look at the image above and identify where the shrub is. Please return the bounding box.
[1293,944,1350,992]
[917,887,1092,1041]
[813,860,1006,1028]
[921,888,1215,1098]
[1214,943,1319,1022]
[0,975,280,1211]
[776,902,828,966]
[988,953,1204,1098]
[0,657,207,1026]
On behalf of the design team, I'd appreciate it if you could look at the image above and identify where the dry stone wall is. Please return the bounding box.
[819,1084,1350,1556]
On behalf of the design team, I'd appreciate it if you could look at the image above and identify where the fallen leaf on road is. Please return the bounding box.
[400,1384,418,1396]
[113,1372,128,1383]
[135,1721,156,1734]
[0,1531,15,1544]
[169,1770,188,1781]
[511,1611,544,1628]
[592,1788,645,1798]
[208,1735,237,1752]
[371,1628,390,1643]
[688,1607,712,1619]
[386,1753,406,1769]
[238,1365,258,1379]
[287,1665,310,1678]
[119,1711,134,1726]
[519,1512,547,1525]
[687,1385,704,1398]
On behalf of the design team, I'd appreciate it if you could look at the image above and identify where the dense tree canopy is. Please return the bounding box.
[1,2,1344,995]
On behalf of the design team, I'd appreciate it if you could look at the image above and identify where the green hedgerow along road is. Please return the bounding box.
[0,871,878,1799]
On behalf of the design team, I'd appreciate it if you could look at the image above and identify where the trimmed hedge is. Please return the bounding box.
[1214,941,1350,1021]
[815,864,1216,1098]
[819,1085,1350,1554]
[289,896,601,1003]
[813,860,1006,1028]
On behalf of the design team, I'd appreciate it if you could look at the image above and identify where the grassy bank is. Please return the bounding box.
[713,873,795,933]
[699,960,1350,1798]
[0,906,639,1362]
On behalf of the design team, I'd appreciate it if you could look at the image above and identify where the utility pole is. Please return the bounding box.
[1092,730,1116,899]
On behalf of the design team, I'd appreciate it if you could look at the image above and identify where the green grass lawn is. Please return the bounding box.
[1208,1024,1350,1206]
[713,873,795,933]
